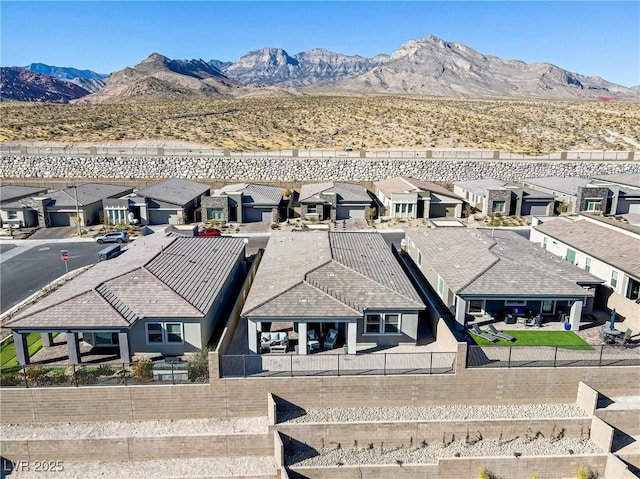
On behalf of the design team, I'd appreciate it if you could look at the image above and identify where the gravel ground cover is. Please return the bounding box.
[286,436,603,466]
[279,403,589,423]
[2,417,268,440]
[6,456,279,478]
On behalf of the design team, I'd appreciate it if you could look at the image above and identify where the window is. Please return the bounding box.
[7,210,17,220]
[407,204,413,215]
[395,204,401,215]
[365,313,401,334]
[206,208,224,220]
[611,270,619,288]
[146,323,163,343]
[307,204,316,214]
[365,314,381,333]
[468,300,484,316]
[146,322,183,344]
[542,237,548,250]
[585,199,601,212]
[492,201,506,214]
[437,277,445,297]
[165,323,184,343]
[95,333,118,345]
[585,257,591,272]
[401,203,407,213]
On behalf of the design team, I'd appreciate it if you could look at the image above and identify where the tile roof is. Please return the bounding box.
[215,183,284,205]
[7,234,245,330]
[300,182,371,203]
[242,231,424,319]
[454,179,511,196]
[405,228,600,298]
[137,178,210,206]
[522,177,593,195]
[0,186,48,203]
[45,183,133,207]
[534,218,640,278]
[375,177,460,200]
[593,173,640,189]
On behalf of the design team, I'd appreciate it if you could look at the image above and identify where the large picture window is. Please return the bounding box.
[468,300,484,316]
[206,208,224,220]
[146,322,184,344]
[365,313,402,334]
[492,201,506,214]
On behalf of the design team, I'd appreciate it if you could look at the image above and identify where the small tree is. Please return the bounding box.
[188,347,211,382]
[365,206,377,224]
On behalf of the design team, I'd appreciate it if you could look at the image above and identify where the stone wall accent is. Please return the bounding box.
[2,155,639,182]
[485,189,513,216]
[576,186,609,213]
[201,195,229,223]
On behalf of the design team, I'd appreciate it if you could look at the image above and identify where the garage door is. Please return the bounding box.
[148,209,175,225]
[336,206,365,220]
[624,201,640,214]
[48,212,72,227]
[522,202,549,216]
[243,208,273,223]
[429,205,456,218]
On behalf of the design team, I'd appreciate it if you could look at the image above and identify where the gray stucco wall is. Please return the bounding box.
[355,311,419,346]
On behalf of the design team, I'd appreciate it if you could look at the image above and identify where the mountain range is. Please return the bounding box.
[3,35,638,103]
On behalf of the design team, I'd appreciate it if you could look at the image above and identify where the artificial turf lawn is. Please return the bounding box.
[0,333,57,368]
[470,329,593,350]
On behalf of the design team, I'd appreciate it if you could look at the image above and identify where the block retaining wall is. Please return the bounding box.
[2,155,639,182]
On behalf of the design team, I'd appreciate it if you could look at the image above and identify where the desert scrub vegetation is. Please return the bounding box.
[0,96,638,152]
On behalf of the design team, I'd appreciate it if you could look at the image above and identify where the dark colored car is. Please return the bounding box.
[198,227,221,237]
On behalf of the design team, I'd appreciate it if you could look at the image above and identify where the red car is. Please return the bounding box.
[198,227,221,237]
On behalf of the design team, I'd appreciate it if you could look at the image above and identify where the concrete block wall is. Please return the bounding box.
[3,366,640,424]
[1,433,272,462]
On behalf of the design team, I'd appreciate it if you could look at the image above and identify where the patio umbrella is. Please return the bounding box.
[609,309,617,329]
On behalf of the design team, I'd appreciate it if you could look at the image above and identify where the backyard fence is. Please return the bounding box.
[219,351,457,378]
[1,145,636,161]
[467,345,640,369]
[0,359,209,388]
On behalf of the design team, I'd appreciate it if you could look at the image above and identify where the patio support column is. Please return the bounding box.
[118,332,131,363]
[248,320,258,354]
[346,322,357,355]
[12,331,30,365]
[569,300,583,331]
[298,322,308,355]
[455,298,467,331]
[66,332,81,365]
[41,333,54,347]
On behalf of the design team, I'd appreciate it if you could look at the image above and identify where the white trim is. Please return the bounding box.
[145,321,184,345]
[363,312,402,335]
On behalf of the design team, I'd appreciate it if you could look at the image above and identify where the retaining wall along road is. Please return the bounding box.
[1,155,639,182]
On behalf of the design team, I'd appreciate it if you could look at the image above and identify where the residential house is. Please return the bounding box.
[7,233,247,365]
[453,179,555,217]
[374,176,463,219]
[121,178,211,225]
[0,185,48,227]
[404,228,602,331]
[241,231,425,355]
[299,181,374,220]
[531,214,640,304]
[590,173,640,215]
[521,176,609,214]
[42,183,134,227]
[203,183,285,223]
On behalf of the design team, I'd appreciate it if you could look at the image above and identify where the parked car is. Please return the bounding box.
[198,227,221,237]
[95,231,129,244]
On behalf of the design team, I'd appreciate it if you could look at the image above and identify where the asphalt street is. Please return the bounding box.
[0,241,106,313]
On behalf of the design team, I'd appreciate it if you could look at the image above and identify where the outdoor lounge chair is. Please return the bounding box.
[613,329,632,346]
[324,329,339,349]
[488,324,515,342]
[470,323,498,342]
[307,330,320,351]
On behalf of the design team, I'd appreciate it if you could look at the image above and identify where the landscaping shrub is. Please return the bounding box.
[132,358,153,381]
[188,348,210,382]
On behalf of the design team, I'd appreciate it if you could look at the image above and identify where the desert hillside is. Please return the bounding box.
[1,95,638,153]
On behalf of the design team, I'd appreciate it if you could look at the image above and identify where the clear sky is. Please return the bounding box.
[1,1,639,86]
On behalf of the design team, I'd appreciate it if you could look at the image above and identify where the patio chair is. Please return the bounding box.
[324,329,339,349]
[613,329,632,346]
[470,323,498,342]
[307,330,320,351]
[487,324,515,342]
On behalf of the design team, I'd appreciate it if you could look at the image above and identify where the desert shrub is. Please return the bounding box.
[24,366,48,385]
[576,465,596,479]
[187,348,210,382]
[132,358,153,381]
[0,371,22,387]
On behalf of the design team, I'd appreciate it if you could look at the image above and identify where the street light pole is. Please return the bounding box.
[74,185,82,237]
